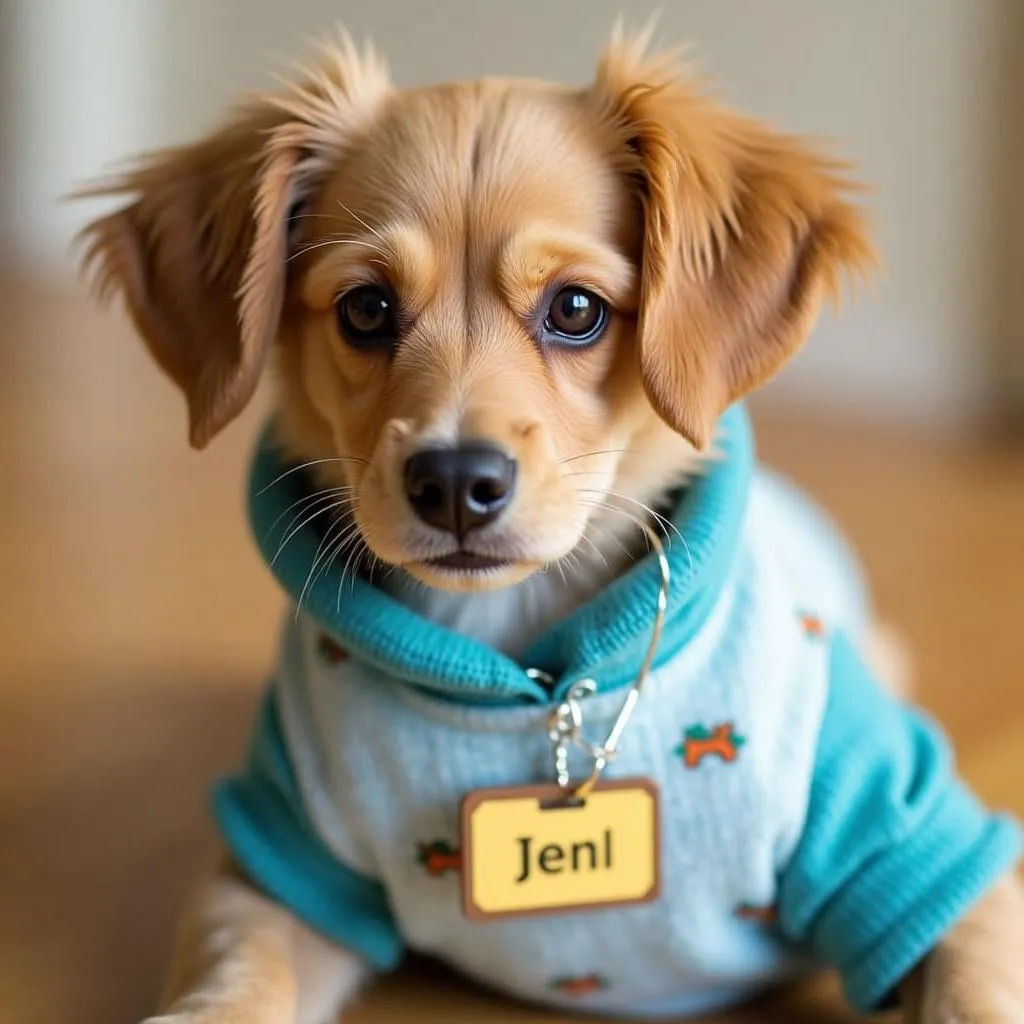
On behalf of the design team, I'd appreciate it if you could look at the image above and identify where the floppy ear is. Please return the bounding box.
[76,35,390,448]
[588,33,877,450]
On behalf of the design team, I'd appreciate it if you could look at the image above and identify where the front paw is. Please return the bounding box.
[921,992,1024,1023]
[914,875,1024,1023]
[919,961,1024,1024]
[142,1017,221,1024]
[142,1011,290,1024]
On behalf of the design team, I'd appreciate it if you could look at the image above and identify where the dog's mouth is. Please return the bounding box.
[424,551,512,572]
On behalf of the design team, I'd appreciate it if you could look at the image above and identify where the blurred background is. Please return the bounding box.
[1,3,1022,1023]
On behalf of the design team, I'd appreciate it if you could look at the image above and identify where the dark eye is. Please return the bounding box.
[336,285,398,348]
[543,287,608,346]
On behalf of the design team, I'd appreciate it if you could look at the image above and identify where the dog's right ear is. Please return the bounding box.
[77,108,294,449]
[76,35,390,448]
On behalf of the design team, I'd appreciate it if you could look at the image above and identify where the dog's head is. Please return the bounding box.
[79,30,874,593]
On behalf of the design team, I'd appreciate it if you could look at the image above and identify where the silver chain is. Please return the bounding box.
[532,522,671,798]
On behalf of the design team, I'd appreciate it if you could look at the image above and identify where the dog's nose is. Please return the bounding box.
[404,443,516,537]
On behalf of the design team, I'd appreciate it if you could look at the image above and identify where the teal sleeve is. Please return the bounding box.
[778,631,1022,1012]
[211,691,404,972]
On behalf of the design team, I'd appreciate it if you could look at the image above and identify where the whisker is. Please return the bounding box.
[289,212,358,224]
[575,487,682,543]
[318,524,364,591]
[580,512,640,564]
[379,562,403,585]
[296,515,361,618]
[288,212,346,226]
[292,230,390,255]
[287,237,390,264]
[264,486,353,542]
[337,203,396,259]
[584,501,650,549]
[338,533,371,607]
[277,492,357,540]
[559,510,615,578]
[257,456,368,496]
[575,532,611,575]
[295,517,347,619]
[365,548,387,586]
[559,448,637,466]
[312,514,361,578]
[271,497,355,565]
[354,542,375,594]
[549,542,586,586]
[562,469,616,480]
[293,521,361,622]
[553,553,568,587]
[580,497,694,578]
[312,518,362,587]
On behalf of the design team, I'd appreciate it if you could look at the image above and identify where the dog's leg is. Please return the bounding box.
[148,850,370,1024]
[901,871,1024,1022]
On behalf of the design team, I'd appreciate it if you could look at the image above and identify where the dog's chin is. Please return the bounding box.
[402,555,541,593]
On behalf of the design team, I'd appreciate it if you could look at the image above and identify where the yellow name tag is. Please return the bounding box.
[460,779,660,920]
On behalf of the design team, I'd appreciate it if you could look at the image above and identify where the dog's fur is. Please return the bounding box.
[79,28,1024,1024]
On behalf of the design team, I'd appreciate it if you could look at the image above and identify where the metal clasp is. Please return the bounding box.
[532,521,671,799]
[546,677,598,789]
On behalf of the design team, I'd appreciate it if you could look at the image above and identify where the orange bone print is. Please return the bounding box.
[675,723,745,768]
[798,611,826,639]
[549,974,608,996]
[416,840,462,877]
[736,903,778,925]
[317,634,349,664]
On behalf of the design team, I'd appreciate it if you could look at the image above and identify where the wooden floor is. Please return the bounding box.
[1,279,1022,1024]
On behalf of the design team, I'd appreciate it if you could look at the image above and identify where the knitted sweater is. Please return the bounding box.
[214,404,1021,1017]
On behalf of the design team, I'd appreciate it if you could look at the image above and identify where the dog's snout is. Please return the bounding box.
[404,443,516,538]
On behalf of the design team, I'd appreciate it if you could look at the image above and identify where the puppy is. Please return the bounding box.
[80,28,1024,1024]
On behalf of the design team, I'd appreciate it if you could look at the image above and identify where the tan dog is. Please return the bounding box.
[80,28,1023,1024]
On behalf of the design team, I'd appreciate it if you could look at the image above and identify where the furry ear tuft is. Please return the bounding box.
[589,31,877,449]
[75,31,391,448]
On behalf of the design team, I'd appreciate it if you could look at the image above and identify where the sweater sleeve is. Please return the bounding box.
[777,631,1021,1012]
[211,690,404,972]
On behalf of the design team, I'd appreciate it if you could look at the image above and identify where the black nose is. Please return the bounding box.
[404,443,516,538]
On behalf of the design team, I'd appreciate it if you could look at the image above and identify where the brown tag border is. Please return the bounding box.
[460,777,661,922]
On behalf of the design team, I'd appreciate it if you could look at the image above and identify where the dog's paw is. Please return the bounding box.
[141,1016,227,1024]
[141,1011,290,1024]
[923,1008,1023,1024]
[916,875,1024,1024]
[921,977,1024,1023]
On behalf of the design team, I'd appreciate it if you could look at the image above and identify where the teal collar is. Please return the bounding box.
[248,404,754,705]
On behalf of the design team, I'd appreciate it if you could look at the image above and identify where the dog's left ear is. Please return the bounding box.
[587,33,877,449]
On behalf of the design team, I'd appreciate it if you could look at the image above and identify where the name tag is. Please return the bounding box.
[460,779,660,920]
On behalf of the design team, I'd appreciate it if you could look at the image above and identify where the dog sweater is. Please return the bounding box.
[214,404,1021,1018]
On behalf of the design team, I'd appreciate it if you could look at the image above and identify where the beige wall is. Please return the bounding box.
[997,0,1024,424]
[0,0,161,273]
[1,0,1020,431]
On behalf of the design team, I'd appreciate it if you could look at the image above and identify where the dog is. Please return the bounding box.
[79,27,1024,1024]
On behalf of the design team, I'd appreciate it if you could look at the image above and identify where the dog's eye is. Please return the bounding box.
[543,287,608,346]
[336,285,398,348]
